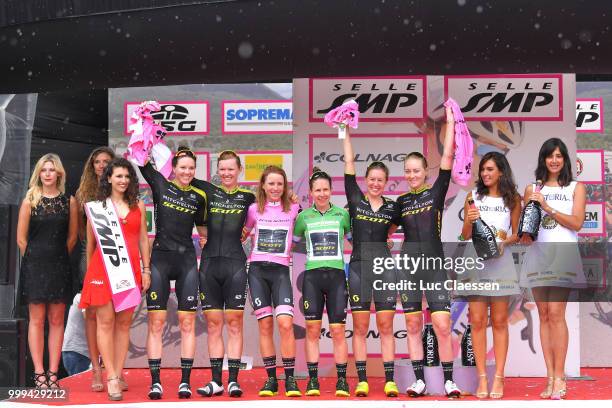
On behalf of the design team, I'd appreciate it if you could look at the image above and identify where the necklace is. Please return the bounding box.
[112,200,129,224]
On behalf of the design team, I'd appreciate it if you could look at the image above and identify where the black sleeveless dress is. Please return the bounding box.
[20,194,72,304]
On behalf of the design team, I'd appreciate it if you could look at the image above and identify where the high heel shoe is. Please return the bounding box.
[107,376,123,401]
[46,371,60,389]
[33,372,48,389]
[119,377,129,391]
[550,377,567,400]
[476,374,489,399]
[540,377,553,399]
[489,375,504,399]
[91,367,104,392]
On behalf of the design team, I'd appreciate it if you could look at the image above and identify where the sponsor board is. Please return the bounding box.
[309,133,424,195]
[444,74,563,121]
[218,150,292,184]
[145,204,201,239]
[309,76,427,122]
[576,150,604,184]
[582,256,606,290]
[145,204,155,238]
[576,98,604,133]
[222,100,293,134]
[315,309,409,357]
[124,101,209,135]
[579,202,606,237]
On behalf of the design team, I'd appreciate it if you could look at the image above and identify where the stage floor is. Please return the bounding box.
[3,367,611,407]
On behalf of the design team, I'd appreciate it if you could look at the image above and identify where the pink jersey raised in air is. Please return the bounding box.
[245,202,300,266]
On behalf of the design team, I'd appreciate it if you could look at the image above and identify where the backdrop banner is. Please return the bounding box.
[292,74,579,377]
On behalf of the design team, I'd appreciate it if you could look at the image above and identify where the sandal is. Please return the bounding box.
[91,367,104,392]
[489,375,504,399]
[107,376,123,401]
[539,376,553,399]
[119,376,129,391]
[476,374,488,399]
[551,377,567,400]
[46,371,60,389]
[33,372,48,389]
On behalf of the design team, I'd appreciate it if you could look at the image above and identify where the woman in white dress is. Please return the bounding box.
[460,151,521,399]
[520,138,586,400]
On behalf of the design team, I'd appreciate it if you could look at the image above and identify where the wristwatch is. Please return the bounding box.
[550,208,557,216]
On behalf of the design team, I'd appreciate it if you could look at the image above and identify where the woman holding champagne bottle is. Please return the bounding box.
[459,151,521,399]
[519,138,586,400]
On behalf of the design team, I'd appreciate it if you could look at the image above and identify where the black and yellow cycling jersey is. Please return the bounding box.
[191,179,255,261]
[139,163,206,253]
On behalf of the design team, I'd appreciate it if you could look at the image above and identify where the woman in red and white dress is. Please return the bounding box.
[80,158,150,401]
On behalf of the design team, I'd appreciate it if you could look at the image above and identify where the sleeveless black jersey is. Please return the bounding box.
[397,169,451,256]
[345,173,400,261]
[139,163,207,252]
[191,179,255,261]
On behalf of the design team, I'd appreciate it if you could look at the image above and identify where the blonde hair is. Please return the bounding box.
[26,153,66,207]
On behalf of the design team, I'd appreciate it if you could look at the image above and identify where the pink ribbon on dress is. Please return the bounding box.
[444,98,474,186]
[126,101,173,178]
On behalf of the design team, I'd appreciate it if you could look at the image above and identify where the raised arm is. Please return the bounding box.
[440,106,456,170]
[343,129,356,175]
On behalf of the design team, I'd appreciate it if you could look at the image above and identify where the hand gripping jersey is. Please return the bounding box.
[397,169,451,256]
[345,173,400,261]
[191,179,255,261]
[293,203,351,271]
[139,163,207,252]
[245,202,300,266]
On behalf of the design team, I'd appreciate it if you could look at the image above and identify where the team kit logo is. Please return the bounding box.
[444,75,563,120]
[309,77,427,122]
[124,101,209,135]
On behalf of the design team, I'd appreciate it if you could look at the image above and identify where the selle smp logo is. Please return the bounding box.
[576,98,604,133]
[124,101,209,135]
[444,75,563,120]
[309,77,426,122]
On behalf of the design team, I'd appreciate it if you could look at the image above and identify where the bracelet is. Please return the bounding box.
[142,270,151,275]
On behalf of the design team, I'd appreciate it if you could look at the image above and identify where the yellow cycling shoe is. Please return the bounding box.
[354,381,369,397]
[384,381,399,397]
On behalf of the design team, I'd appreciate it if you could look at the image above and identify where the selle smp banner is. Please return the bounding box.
[444,74,563,121]
[309,76,427,122]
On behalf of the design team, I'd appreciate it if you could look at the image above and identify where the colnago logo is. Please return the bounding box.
[309,77,426,122]
[124,101,209,135]
[310,134,424,187]
[223,100,293,134]
[444,75,563,120]
[576,98,603,133]
[313,151,407,164]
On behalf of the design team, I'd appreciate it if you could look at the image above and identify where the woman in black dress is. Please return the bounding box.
[17,153,78,388]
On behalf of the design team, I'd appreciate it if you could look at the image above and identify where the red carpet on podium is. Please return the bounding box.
[5,367,611,406]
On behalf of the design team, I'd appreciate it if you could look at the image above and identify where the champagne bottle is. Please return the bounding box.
[461,320,475,366]
[422,308,440,367]
[518,180,543,240]
[468,198,500,260]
